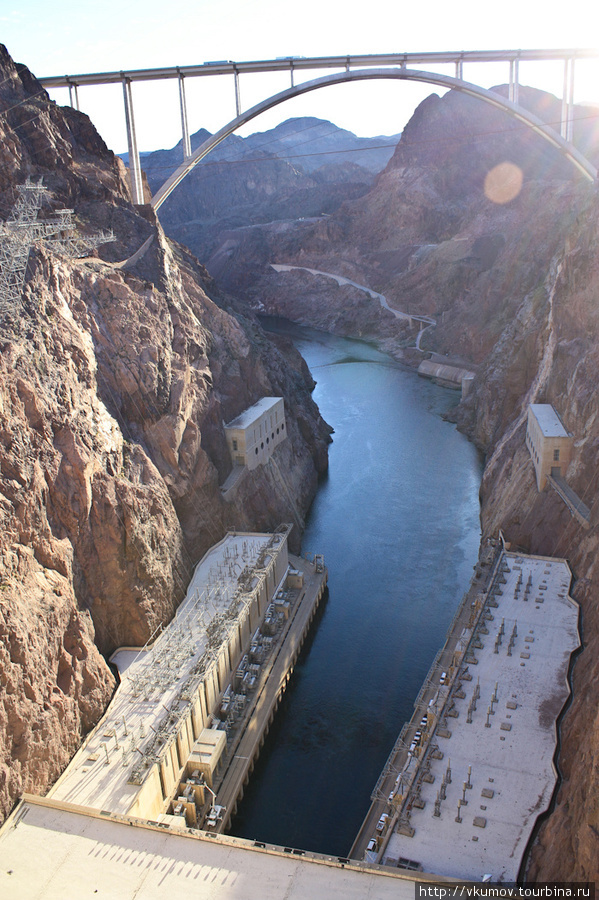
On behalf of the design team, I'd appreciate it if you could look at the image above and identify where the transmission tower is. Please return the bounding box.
[0,177,115,316]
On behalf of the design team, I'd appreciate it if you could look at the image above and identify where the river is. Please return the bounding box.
[231,320,483,857]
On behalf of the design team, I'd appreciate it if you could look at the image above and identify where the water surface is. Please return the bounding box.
[232,322,482,856]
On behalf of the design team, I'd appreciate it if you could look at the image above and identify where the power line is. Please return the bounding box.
[136,113,599,179]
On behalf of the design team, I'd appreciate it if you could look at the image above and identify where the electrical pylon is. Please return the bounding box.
[0,176,115,316]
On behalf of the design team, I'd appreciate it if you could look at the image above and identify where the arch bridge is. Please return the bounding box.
[39,50,599,207]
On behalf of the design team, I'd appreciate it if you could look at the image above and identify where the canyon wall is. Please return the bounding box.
[204,86,599,367]
[0,46,330,822]
[458,192,599,880]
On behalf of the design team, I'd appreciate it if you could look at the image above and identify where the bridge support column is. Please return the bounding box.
[455,57,463,80]
[178,72,192,159]
[121,77,144,206]
[561,58,575,142]
[508,59,519,105]
[234,68,241,117]
[68,81,79,110]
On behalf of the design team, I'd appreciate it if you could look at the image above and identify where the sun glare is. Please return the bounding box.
[484,162,523,204]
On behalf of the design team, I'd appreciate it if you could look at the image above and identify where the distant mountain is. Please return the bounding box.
[239,117,401,174]
[126,117,400,186]
[132,118,400,264]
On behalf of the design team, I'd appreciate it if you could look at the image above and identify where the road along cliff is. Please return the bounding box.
[0,44,331,823]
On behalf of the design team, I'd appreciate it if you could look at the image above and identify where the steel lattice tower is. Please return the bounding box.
[0,177,115,316]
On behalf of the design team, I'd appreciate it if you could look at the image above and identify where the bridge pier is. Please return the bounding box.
[121,77,144,206]
[561,57,575,142]
[67,81,79,111]
[234,67,242,117]
[509,58,519,104]
[177,71,192,160]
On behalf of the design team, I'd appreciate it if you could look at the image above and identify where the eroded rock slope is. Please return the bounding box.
[0,45,330,821]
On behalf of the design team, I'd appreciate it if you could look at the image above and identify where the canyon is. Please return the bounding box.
[1,39,599,883]
[156,84,599,880]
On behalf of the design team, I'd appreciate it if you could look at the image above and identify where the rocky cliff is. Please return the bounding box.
[457,191,599,881]
[0,45,331,822]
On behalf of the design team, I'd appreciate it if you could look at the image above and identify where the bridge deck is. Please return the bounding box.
[39,49,599,87]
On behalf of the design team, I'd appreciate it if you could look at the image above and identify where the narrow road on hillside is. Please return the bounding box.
[271,263,435,347]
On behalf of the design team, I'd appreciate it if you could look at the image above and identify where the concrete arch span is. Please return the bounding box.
[151,67,597,211]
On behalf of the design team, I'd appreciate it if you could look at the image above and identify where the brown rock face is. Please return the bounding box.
[0,45,330,822]
[0,546,114,808]
[457,194,599,882]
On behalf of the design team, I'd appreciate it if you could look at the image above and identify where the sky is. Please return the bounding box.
[2,0,599,155]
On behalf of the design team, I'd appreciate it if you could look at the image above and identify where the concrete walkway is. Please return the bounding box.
[547,474,591,528]
[0,795,442,900]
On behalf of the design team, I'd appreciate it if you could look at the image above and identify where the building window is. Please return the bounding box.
[553,449,560,461]
[232,439,238,451]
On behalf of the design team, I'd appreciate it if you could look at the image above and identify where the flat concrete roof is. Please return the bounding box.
[224,397,282,431]
[49,532,282,816]
[382,553,579,882]
[0,797,430,900]
[529,404,569,438]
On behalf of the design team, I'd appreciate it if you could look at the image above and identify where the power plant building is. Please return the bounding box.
[48,527,295,827]
[224,397,286,470]
[526,403,573,490]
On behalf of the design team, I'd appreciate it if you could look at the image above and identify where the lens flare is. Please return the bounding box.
[484,162,523,204]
